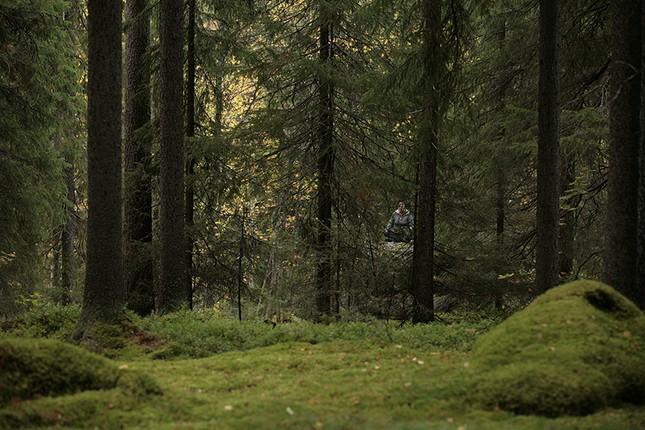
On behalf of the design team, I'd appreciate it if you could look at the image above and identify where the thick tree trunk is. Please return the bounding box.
[124,0,153,316]
[605,0,641,303]
[61,161,76,305]
[536,0,561,293]
[77,0,124,332]
[185,0,196,310]
[158,0,186,313]
[315,3,334,317]
[412,0,441,323]
[636,1,645,309]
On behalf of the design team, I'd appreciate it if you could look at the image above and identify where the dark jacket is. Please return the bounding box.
[386,209,414,232]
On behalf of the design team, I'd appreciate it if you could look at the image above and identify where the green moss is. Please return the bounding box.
[0,337,119,405]
[0,337,161,412]
[116,369,162,397]
[471,280,645,417]
[1,336,644,428]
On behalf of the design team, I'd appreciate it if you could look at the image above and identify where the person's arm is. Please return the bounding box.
[386,213,394,231]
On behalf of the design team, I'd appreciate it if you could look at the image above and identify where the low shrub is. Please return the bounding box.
[2,302,81,339]
[140,309,497,359]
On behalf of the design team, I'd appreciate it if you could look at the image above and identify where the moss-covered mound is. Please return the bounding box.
[0,337,123,405]
[472,280,645,417]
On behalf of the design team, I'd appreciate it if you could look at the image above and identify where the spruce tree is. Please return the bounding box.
[158,0,187,313]
[315,0,335,316]
[77,0,124,333]
[124,0,153,315]
[536,0,561,293]
[604,0,641,302]
[185,0,197,309]
[412,0,442,323]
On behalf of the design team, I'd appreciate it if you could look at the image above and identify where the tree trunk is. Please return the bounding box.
[636,0,645,309]
[494,10,507,309]
[605,0,641,303]
[559,152,577,279]
[61,160,76,305]
[77,0,124,333]
[412,0,441,323]
[158,0,186,313]
[124,0,153,316]
[315,2,334,317]
[185,0,196,310]
[237,208,245,321]
[536,0,561,293]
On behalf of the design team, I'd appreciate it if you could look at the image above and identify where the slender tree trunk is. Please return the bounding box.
[215,75,223,132]
[52,241,61,292]
[494,10,507,309]
[495,10,507,250]
[315,3,334,317]
[77,0,124,333]
[237,208,245,321]
[559,152,577,278]
[605,0,641,303]
[412,0,441,323]
[61,160,76,305]
[124,0,153,315]
[536,0,561,293]
[158,0,186,313]
[185,0,196,310]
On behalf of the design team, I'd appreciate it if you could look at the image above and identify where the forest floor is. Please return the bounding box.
[2,322,645,429]
[117,340,645,430]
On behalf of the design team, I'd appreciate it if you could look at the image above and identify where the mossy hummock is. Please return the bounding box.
[472,280,645,417]
[0,337,160,406]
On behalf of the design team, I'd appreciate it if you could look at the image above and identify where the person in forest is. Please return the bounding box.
[384,201,414,242]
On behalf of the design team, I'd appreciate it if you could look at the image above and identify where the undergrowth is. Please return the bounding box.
[137,310,498,359]
[1,281,644,429]
[2,302,499,359]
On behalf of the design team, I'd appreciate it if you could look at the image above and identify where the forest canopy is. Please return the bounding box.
[2,0,641,321]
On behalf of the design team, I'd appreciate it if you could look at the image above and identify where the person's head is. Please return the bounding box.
[398,201,406,212]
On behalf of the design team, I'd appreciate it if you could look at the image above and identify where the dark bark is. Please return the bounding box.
[536,0,561,293]
[77,0,124,331]
[185,0,196,310]
[636,0,645,309]
[237,209,245,321]
[61,160,76,305]
[494,11,507,309]
[52,241,61,292]
[158,0,186,313]
[124,0,153,316]
[559,152,577,278]
[495,12,507,249]
[315,3,334,317]
[412,0,441,323]
[214,75,224,132]
[604,0,641,303]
